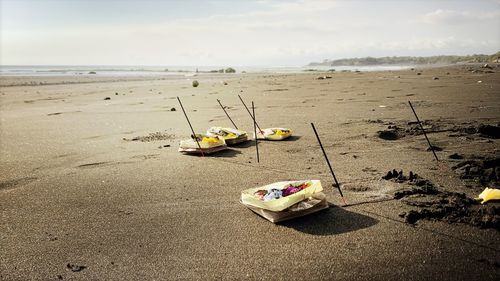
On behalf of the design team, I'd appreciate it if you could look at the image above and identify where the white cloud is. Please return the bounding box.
[422,9,500,24]
[1,1,499,65]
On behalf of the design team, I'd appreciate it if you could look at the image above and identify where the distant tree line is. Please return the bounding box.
[308,51,500,66]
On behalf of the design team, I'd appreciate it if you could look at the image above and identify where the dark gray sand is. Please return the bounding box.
[1,65,499,280]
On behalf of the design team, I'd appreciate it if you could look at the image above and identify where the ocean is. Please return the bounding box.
[0,65,415,77]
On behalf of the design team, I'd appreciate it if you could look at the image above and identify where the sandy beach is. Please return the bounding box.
[1,65,499,280]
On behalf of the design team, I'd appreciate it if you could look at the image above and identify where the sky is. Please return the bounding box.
[1,0,499,66]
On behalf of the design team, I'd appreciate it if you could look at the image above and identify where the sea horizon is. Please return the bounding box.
[0,64,417,77]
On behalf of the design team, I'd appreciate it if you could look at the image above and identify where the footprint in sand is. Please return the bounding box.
[77,162,111,168]
[0,177,38,191]
[131,154,160,160]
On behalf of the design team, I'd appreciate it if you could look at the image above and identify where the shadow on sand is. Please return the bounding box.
[279,204,378,236]
[229,140,255,148]
[281,135,301,142]
[211,149,242,158]
[184,148,242,158]
[258,135,302,145]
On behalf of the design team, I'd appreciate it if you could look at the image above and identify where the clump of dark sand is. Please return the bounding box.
[67,263,86,272]
[377,129,402,140]
[400,194,499,229]
[383,169,499,229]
[452,157,500,188]
[449,153,464,160]
[449,123,500,139]
[123,132,175,142]
[382,169,438,198]
[377,121,442,141]
[478,124,500,139]
[375,119,500,141]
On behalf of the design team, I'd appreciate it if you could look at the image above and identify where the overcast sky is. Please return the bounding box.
[1,0,499,66]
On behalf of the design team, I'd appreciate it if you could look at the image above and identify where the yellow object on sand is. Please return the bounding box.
[202,136,222,144]
[255,127,292,141]
[178,134,227,154]
[475,187,500,204]
[206,127,248,145]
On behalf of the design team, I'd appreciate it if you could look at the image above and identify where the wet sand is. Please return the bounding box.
[1,65,499,280]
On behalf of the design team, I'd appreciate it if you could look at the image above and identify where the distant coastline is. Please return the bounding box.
[308,51,500,67]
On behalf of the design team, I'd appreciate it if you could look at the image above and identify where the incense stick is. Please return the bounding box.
[311,122,346,204]
[216,99,238,129]
[177,96,204,157]
[238,95,263,132]
[252,101,260,163]
[408,101,438,162]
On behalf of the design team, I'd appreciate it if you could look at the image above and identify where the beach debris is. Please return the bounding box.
[243,181,320,208]
[477,80,482,83]
[476,188,500,204]
[433,77,439,80]
[177,96,228,155]
[254,128,292,141]
[170,107,176,111]
[115,92,119,95]
[483,63,492,69]
[238,95,293,141]
[177,96,208,156]
[192,80,199,87]
[104,97,111,100]
[316,76,332,80]
[178,134,227,155]
[123,131,175,142]
[417,72,422,75]
[206,127,248,145]
[241,180,328,223]
[88,71,96,74]
[66,263,86,272]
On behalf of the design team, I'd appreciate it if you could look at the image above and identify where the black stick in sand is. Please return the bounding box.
[252,101,260,163]
[238,95,263,133]
[177,96,204,157]
[217,99,238,129]
[408,101,438,162]
[311,122,346,204]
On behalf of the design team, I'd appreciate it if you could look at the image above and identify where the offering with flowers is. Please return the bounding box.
[241,180,323,212]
